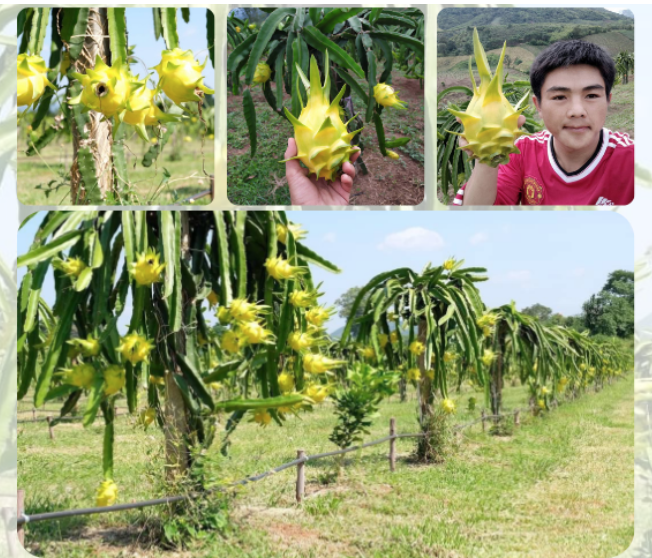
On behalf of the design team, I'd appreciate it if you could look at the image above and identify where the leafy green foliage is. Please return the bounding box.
[329,363,398,450]
[582,270,634,338]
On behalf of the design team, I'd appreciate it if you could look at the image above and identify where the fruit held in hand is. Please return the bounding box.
[281,52,362,181]
[447,28,528,168]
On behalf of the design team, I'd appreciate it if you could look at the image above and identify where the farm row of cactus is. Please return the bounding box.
[18,211,631,507]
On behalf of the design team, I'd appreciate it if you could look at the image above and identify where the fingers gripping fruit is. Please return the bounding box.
[153,48,215,105]
[447,28,529,168]
[281,52,363,182]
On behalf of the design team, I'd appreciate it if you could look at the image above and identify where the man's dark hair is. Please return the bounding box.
[529,40,616,101]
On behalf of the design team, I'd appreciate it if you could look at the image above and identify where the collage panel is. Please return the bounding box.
[226,7,425,207]
[15,210,634,557]
[17,7,216,206]
[437,7,634,207]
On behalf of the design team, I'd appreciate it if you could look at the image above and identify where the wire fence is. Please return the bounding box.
[14,407,532,537]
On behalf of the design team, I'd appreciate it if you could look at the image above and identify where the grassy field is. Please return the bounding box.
[606,80,635,138]
[17,133,214,206]
[18,374,633,557]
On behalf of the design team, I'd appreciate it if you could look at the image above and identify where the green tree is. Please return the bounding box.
[481,302,568,416]
[582,270,634,338]
[521,303,553,322]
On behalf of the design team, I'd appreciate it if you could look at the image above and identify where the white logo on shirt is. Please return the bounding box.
[595,196,615,206]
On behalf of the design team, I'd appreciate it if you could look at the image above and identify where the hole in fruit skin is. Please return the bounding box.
[95,83,108,98]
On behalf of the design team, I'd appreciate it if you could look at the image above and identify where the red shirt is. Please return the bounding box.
[453,128,634,206]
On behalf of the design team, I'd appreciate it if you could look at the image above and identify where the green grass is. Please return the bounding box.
[227,100,294,206]
[17,135,214,206]
[18,374,634,557]
[606,80,635,138]
[582,31,634,56]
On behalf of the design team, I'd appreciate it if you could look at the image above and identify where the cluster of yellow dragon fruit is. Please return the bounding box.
[447,28,529,167]
[53,250,161,399]
[19,48,213,141]
[238,222,341,425]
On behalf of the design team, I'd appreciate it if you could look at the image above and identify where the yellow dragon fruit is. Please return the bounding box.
[447,28,529,168]
[122,81,179,140]
[69,56,132,118]
[96,480,118,507]
[281,52,362,181]
[61,363,96,389]
[17,54,54,107]
[152,48,214,105]
[253,62,271,84]
[373,83,407,109]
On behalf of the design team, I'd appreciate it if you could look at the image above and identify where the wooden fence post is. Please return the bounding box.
[514,409,520,428]
[481,410,486,433]
[18,489,25,547]
[295,450,305,504]
[46,416,54,440]
[389,418,396,472]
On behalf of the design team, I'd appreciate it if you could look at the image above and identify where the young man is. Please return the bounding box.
[454,40,634,206]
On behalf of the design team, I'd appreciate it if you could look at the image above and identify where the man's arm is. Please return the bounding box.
[462,163,500,205]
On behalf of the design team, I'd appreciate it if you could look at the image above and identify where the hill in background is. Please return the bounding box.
[437,8,634,66]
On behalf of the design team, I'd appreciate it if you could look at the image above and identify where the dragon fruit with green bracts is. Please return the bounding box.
[281,51,362,182]
[447,28,529,168]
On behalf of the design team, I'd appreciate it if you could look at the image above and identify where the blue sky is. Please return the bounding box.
[18,211,633,333]
[33,8,214,88]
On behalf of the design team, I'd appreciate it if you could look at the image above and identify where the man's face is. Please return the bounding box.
[532,64,611,154]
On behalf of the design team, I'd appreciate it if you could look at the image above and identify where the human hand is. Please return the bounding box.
[284,138,360,206]
[456,115,526,158]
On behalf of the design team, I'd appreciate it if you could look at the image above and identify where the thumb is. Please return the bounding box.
[517,115,526,128]
[285,138,308,183]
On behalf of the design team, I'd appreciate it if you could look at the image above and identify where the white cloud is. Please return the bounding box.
[571,267,586,278]
[323,232,337,243]
[377,227,444,251]
[469,232,488,246]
